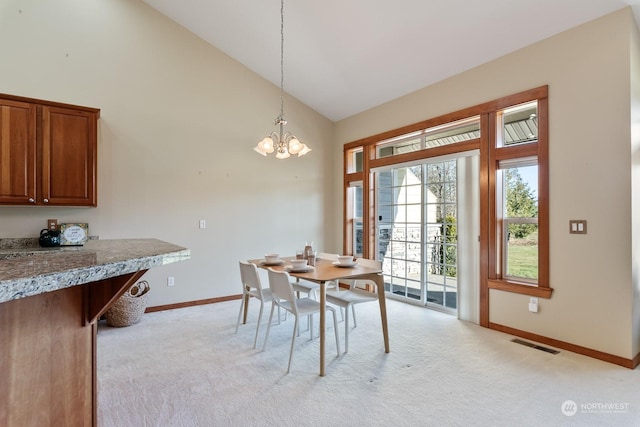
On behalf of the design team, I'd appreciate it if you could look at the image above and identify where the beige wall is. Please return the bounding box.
[0,0,335,306]
[334,8,638,359]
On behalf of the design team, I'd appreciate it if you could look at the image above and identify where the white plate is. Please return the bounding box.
[286,265,315,273]
[261,260,284,266]
[333,261,357,268]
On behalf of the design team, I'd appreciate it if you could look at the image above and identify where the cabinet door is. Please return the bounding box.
[0,100,36,204]
[41,106,97,206]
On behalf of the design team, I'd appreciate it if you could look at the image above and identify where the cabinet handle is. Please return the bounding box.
[29,198,35,203]
[43,198,49,203]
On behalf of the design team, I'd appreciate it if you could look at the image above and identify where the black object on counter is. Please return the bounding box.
[39,229,61,247]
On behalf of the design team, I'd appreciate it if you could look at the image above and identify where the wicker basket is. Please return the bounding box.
[105,280,150,327]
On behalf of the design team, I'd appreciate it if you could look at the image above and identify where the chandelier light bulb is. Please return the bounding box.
[297,144,311,157]
[261,136,275,152]
[288,137,301,154]
[275,147,290,159]
[254,136,276,156]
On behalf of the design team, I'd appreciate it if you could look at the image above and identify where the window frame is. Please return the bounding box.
[487,91,550,301]
[495,157,539,284]
[343,86,552,328]
[346,181,364,257]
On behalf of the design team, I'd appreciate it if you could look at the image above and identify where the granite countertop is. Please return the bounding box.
[0,238,190,304]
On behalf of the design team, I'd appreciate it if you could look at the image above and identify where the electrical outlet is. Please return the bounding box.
[167,276,175,287]
[47,219,58,230]
[529,297,538,313]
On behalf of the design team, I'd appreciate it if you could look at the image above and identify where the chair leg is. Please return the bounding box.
[344,304,350,353]
[351,304,357,328]
[299,313,312,337]
[242,292,250,324]
[331,309,340,356]
[253,300,264,349]
[263,303,276,351]
[288,317,299,373]
[309,314,313,340]
[234,291,246,334]
[296,315,302,337]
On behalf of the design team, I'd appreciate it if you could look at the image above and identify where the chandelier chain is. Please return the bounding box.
[279,0,285,120]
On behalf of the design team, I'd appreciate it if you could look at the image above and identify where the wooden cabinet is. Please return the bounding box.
[0,94,99,207]
[41,106,98,206]
[0,99,36,204]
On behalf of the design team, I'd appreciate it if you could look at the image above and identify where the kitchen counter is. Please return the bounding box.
[0,238,190,304]
[0,238,190,426]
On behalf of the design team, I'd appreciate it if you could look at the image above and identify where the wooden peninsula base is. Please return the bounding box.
[0,239,190,426]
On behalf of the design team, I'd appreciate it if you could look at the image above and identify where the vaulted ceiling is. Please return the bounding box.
[142,0,640,121]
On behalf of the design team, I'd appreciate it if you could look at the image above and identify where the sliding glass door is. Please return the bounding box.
[377,166,423,300]
[424,160,458,310]
[376,154,478,315]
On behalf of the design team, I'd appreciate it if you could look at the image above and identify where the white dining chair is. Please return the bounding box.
[235,261,280,349]
[263,268,340,373]
[291,252,339,299]
[291,279,320,299]
[326,257,381,353]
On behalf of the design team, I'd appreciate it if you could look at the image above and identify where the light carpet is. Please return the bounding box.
[97,299,640,426]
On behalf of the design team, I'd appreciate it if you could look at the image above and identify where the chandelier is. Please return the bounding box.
[254,0,311,159]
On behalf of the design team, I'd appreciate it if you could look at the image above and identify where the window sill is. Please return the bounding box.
[488,279,553,299]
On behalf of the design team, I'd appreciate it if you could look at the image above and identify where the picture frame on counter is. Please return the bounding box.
[59,223,89,246]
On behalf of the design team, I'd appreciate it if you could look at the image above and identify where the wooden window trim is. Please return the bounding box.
[370,139,480,170]
[488,279,553,298]
[342,86,552,326]
[487,91,551,303]
[345,171,363,184]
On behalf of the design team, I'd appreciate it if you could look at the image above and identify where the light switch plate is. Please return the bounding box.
[569,220,587,234]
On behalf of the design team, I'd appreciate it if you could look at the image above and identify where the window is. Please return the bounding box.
[425,117,480,148]
[488,91,550,299]
[350,183,363,257]
[375,117,481,159]
[343,86,551,327]
[377,133,423,158]
[497,101,538,147]
[346,148,363,173]
[498,159,538,283]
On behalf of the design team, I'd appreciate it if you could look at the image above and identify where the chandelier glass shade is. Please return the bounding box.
[254,0,310,159]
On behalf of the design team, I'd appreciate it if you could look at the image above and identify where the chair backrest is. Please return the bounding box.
[317,252,337,262]
[239,261,266,299]
[267,269,298,314]
[356,257,382,270]
[353,258,381,292]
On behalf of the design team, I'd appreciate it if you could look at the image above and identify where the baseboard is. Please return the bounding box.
[633,351,640,369]
[146,285,351,313]
[489,322,638,369]
[145,294,241,313]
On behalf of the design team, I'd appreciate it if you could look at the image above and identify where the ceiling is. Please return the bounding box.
[141,0,640,122]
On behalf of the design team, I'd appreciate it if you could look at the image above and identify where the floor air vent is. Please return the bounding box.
[511,338,560,354]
